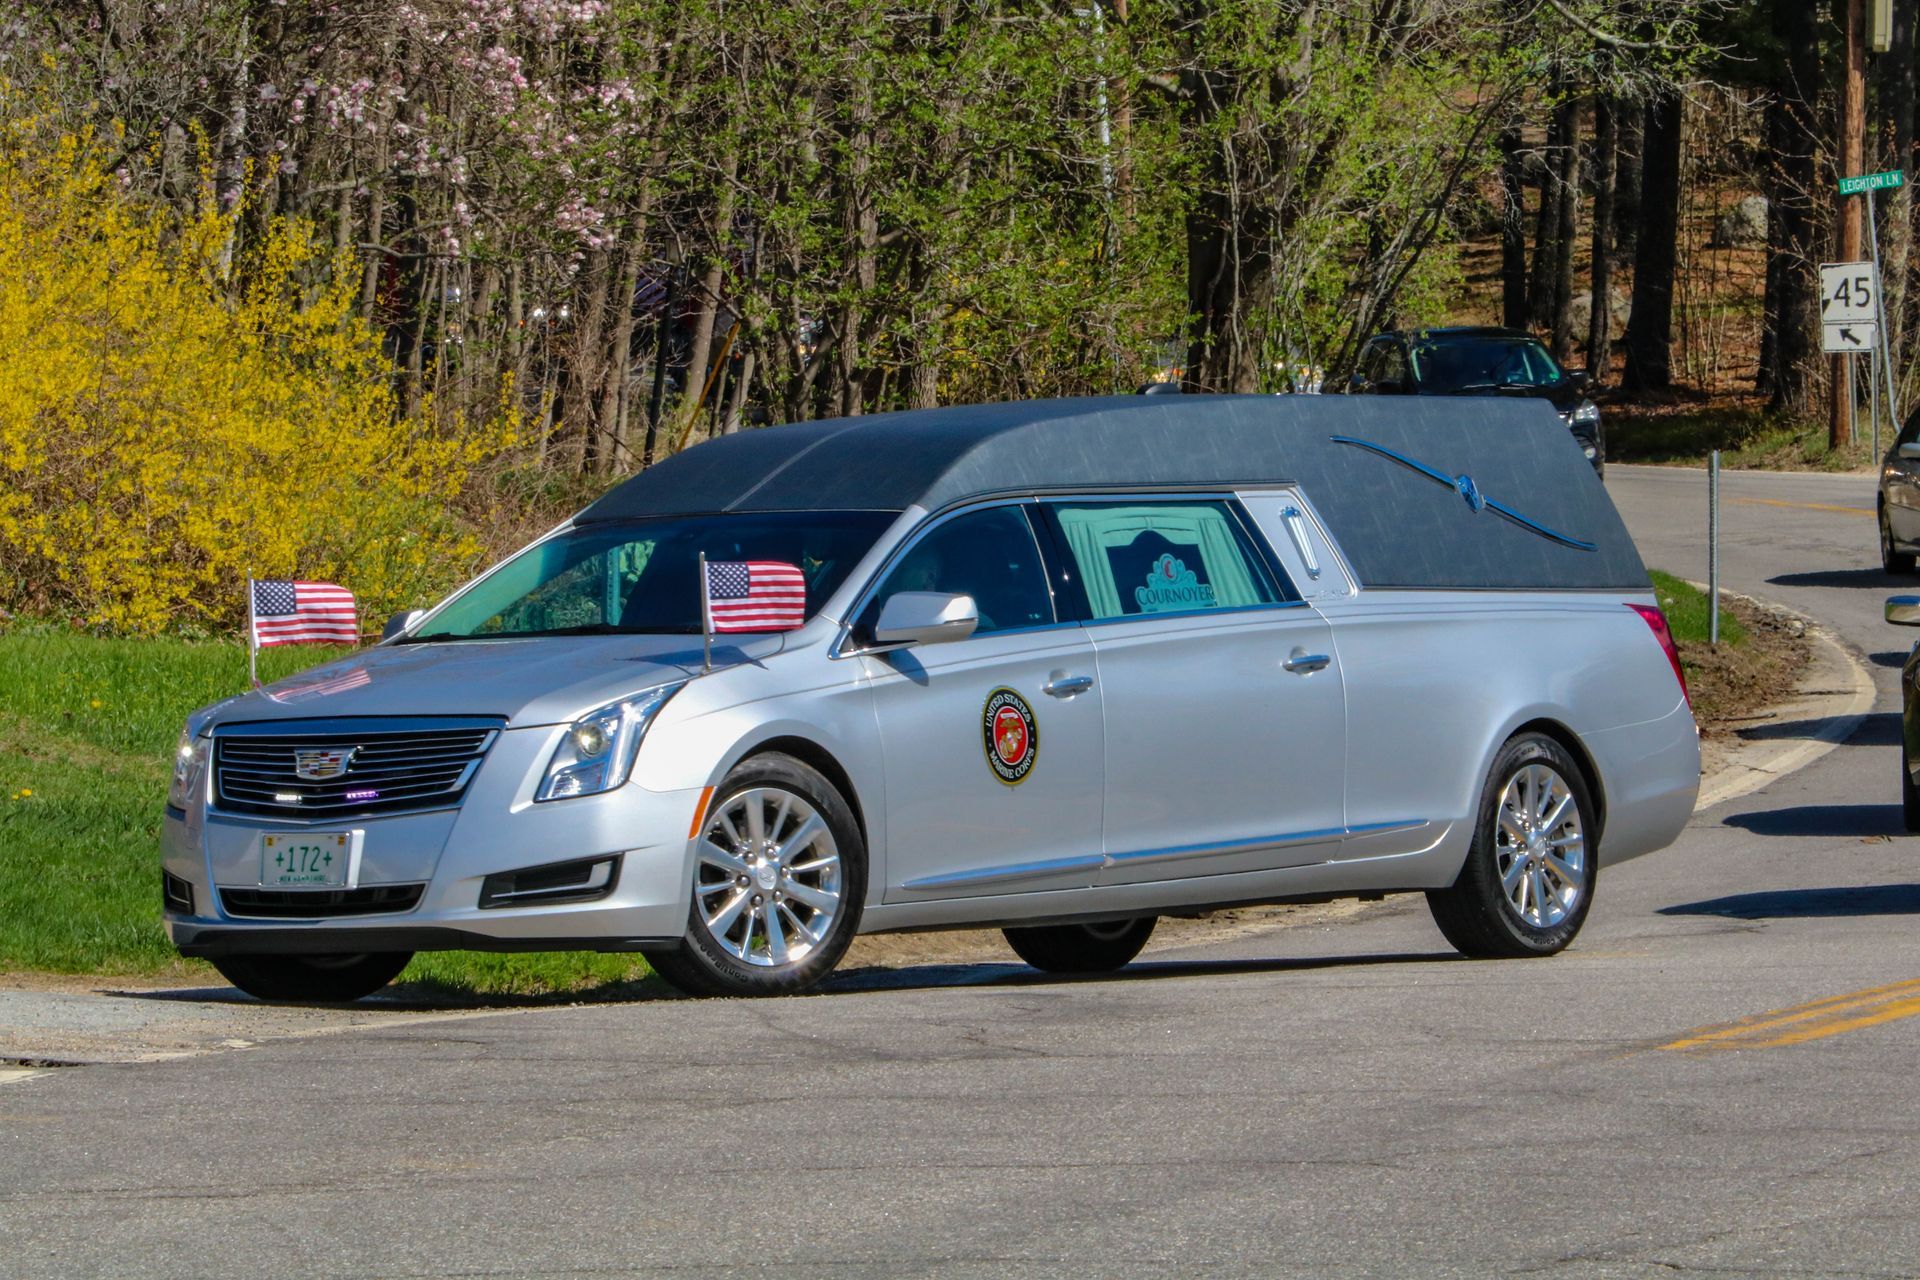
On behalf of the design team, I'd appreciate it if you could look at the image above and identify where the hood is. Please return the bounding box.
[197,633,789,731]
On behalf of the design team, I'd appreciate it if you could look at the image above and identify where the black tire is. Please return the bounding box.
[210,952,413,1002]
[1883,506,1917,574]
[1003,917,1157,973]
[1903,749,1920,834]
[1427,733,1597,959]
[643,752,866,997]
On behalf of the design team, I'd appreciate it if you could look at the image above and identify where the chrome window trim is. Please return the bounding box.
[897,820,1429,892]
[1235,486,1358,599]
[834,489,1323,657]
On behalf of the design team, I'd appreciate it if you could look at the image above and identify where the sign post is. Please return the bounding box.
[1836,169,1906,459]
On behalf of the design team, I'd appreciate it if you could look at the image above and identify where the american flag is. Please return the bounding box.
[703,561,807,633]
[251,579,359,647]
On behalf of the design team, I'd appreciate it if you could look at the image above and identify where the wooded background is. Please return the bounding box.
[4,0,1918,628]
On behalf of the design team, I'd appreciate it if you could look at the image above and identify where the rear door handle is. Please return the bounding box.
[1043,674,1095,698]
[1283,653,1331,675]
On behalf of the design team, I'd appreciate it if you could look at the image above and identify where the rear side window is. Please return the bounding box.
[1042,500,1292,622]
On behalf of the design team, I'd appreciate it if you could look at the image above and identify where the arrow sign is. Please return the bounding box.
[1823,320,1876,353]
[1839,169,1905,195]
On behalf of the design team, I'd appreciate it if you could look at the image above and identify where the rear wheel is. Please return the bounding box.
[644,753,865,997]
[1883,506,1916,574]
[1003,917,1157,973]
[211,952,412,1002]
[1427,733,1596,959]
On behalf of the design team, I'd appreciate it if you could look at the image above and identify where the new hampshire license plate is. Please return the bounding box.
[260,832,351,887]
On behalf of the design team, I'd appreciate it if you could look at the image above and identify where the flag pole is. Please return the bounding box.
[245,568,260,690]
[698,551,712,674]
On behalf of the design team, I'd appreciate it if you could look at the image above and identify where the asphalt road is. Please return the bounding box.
[6,463,1920,1279]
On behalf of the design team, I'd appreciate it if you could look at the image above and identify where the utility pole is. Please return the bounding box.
[1833,0,1867,449]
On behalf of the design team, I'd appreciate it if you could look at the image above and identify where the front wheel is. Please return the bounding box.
[1427,734,1596,958]
[210,952,413,1002]
[1003,917,1156,973]
[644,753,866,997]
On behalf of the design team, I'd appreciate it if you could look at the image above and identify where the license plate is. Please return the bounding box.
[261,832,351,887]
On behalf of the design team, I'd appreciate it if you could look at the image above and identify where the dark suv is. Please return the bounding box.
[1348,327,1604,475]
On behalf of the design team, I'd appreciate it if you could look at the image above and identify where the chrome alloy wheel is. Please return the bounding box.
[694,786,843,968]
[1493,762,1587,929]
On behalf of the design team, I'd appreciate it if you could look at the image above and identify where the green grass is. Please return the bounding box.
[1608,405,1880,472]
[0,624,652,995]
[1648,570,1746,647]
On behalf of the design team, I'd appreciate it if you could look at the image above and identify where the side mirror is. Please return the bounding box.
[1567,369,1591,389]
[1898,442,1920,461]
[1887,596,1920,626]
[871,592,979,648]
[382,609,424,640]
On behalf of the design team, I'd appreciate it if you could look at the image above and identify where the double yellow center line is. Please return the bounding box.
[1660,977,1920,1052]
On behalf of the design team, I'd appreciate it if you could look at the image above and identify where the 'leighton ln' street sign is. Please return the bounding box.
[1839,169,1905,195]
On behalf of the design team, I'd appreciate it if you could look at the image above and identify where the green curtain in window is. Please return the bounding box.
[1054,505,1264,619]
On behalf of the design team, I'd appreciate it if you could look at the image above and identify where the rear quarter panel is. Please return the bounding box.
[1323,590,1698,880]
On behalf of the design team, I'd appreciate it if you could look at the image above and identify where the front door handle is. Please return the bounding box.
[1042,674,1095,698]
[1283,653,1331,675]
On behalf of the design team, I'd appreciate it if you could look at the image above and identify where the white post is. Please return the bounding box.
[245,568,260,690]
[1708,451,1720,647]
[698,551,712,674]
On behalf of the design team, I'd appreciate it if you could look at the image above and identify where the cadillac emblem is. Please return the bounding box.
[982,688,1038,786]
[292,747,357,781]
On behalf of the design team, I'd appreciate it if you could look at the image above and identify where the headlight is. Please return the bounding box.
[536,684,684,802]
[167,727,210,810]
[1583,444,1599,459]
[1570,399,1601,428]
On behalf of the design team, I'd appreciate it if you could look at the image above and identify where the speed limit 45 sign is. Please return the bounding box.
[1821,261,1879,352]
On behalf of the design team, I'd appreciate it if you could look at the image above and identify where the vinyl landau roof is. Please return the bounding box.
[579,395,1647,592]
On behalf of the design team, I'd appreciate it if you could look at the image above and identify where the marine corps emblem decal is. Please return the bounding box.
[982,687,1038,786]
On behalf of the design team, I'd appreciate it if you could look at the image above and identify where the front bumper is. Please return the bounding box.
[162,724,704,956]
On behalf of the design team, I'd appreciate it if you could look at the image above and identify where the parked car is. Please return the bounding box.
[1886,594,1920,829]
[1878,410,1920,573]
[1348,326,1605,474]
[162,395,1698,1001]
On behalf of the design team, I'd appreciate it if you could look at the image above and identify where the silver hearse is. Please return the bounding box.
[162,396,1700,1000]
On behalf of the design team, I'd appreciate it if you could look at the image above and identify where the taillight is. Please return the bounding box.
[1627,603,1691,709]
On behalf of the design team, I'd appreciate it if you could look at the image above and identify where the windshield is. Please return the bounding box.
[404,511,897,640]
[1409,338,1565,392]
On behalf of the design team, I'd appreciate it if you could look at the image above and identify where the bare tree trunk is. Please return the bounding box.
[1624,87,1682,394]
[568,248,613,473]
[1549,99,1583,364]
[1499,125,1529,328]
[1613,103,1643,257]
[1763,0,1823,413]
[679,151,738,433]
[837,57,878,417]
[1528,94,1571,329]
[1586,95,1617,381]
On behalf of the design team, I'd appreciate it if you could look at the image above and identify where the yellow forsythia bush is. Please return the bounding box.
[0,118,518,636]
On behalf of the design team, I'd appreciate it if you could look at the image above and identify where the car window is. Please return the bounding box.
[1410,337,1564,392]
[867,505,1055,636]
[1359,342,1386,383]
[410,511,895,639]
[1044,500,1290,621]
[1900,408,1920,448]
[1378,343,1409,386]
